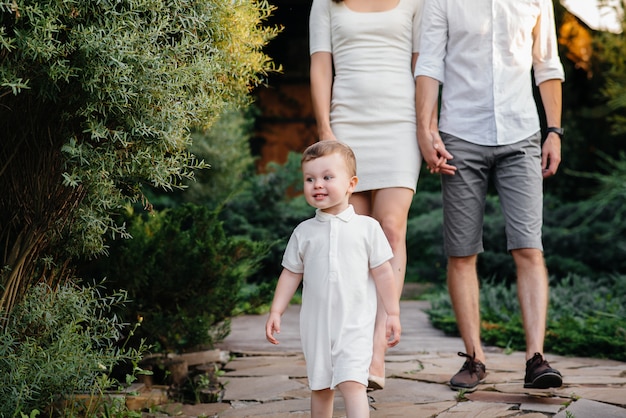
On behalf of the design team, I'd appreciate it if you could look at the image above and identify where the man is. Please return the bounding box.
[414,0,564,391]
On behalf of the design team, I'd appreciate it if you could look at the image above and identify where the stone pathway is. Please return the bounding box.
[164,300,626,417]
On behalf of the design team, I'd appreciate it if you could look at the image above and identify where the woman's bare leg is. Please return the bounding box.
[336,381,369,418]
[311,388,334,418]
[368,188,413,378]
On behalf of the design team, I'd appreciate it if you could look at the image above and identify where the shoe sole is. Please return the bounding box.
[448,378,485,392]
[524,372,563,389]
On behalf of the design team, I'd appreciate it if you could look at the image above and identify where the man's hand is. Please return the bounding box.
[541,134,561,178]
[418,130,457,175]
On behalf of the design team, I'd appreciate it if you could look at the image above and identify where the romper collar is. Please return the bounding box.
[315,205,355,223]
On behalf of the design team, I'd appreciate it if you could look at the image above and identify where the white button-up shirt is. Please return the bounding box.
[415,0,565,146]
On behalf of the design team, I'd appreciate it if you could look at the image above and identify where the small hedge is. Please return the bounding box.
[91,203,268,353]
[426,274,626,362]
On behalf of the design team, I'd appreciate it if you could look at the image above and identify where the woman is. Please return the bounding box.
[309,0,423,389]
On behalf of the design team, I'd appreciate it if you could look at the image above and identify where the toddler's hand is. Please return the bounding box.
[265,312,282,345]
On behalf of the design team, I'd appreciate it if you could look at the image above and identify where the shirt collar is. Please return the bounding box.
[315,205,355,223]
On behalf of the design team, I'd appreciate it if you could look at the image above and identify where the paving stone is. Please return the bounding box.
[466,390,567,406]
[370,400,457,417]
[554,398,626,418]
[436,401,519,417]
[368,378,457,404]
[519,400,564,414]
[220,375,308,402]
[210,301,626,418]
[223,355,307,378]
[219,397,346,417]
[558,386,626,407]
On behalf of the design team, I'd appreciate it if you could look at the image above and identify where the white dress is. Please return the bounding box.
[281,206,394,390]
[309,0,423,192]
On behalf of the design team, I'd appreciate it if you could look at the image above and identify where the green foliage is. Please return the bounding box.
[594,22,626,136]
[543,177,626,278]
[406,190,445,282]
[219,152,313,294]
[0,0,279,311]
[426,274,626,362]
[185,107,260,208]
[95,203,268,353]
[546,274,626,360]
[0,282,145,417]
[144,106,260,211]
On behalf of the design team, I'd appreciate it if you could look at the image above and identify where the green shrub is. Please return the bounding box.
[426,274,626,361]
[97,203,268,353]
[219,152,313,294]
[0,282,144,417]
[0,0,280,313]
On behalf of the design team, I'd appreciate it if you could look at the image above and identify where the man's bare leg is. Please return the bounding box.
[447,254,485,362]
[511,248,548,360]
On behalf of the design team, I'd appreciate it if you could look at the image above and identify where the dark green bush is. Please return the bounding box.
[219,152,313,294]
[0,282,144,417]
[97,203,268,353]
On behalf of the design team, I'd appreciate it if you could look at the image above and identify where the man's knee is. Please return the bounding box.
[448,255,477,267]
[511,248,545,267]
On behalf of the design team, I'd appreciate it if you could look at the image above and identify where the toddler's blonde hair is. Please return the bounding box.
[301,141,357,177]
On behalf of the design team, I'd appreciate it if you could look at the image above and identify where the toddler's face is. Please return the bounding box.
[302,153,357,215]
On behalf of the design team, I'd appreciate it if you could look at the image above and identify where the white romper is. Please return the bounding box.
[282,206,394,390]
[309,0,424,192]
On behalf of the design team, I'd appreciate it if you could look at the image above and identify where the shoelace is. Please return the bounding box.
[528,353,548,368]
[458,351,481,375]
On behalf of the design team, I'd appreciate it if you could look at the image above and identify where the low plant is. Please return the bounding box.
[426,274,626,362]
[94,203,268,353]
[0,281,146,417]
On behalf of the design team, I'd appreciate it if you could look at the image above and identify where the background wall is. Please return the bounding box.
[252,0,316,171]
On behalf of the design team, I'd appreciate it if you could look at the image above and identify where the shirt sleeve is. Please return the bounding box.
[532,0,565,85]
[309,0,332,55]
[367,220,394,269]
[282,229,304,274]
[413,0,447,82]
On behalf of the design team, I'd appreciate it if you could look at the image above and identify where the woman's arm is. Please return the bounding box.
[310,51,336,141]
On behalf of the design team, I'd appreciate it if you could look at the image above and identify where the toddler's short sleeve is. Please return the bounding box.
[282,230,304,274]
[368,220,394,269]
[309,0,332,55]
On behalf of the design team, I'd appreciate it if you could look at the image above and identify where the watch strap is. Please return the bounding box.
[546,127,564,138]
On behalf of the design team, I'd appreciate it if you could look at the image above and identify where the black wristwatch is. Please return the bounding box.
[546,127,564,139]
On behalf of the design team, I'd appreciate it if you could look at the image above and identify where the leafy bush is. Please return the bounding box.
[426,274,626,361]
[0,0,280,312]
[543,191,626,278]
[218,152,313,298]
[0,282,144,417]
[144,106,260,211]
[95,203,268,353]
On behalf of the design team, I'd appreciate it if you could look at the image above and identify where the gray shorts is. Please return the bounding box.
[441,132,544,257]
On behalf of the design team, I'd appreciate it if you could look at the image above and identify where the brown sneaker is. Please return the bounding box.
[449,352,486,391]
[524,353,563,389]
